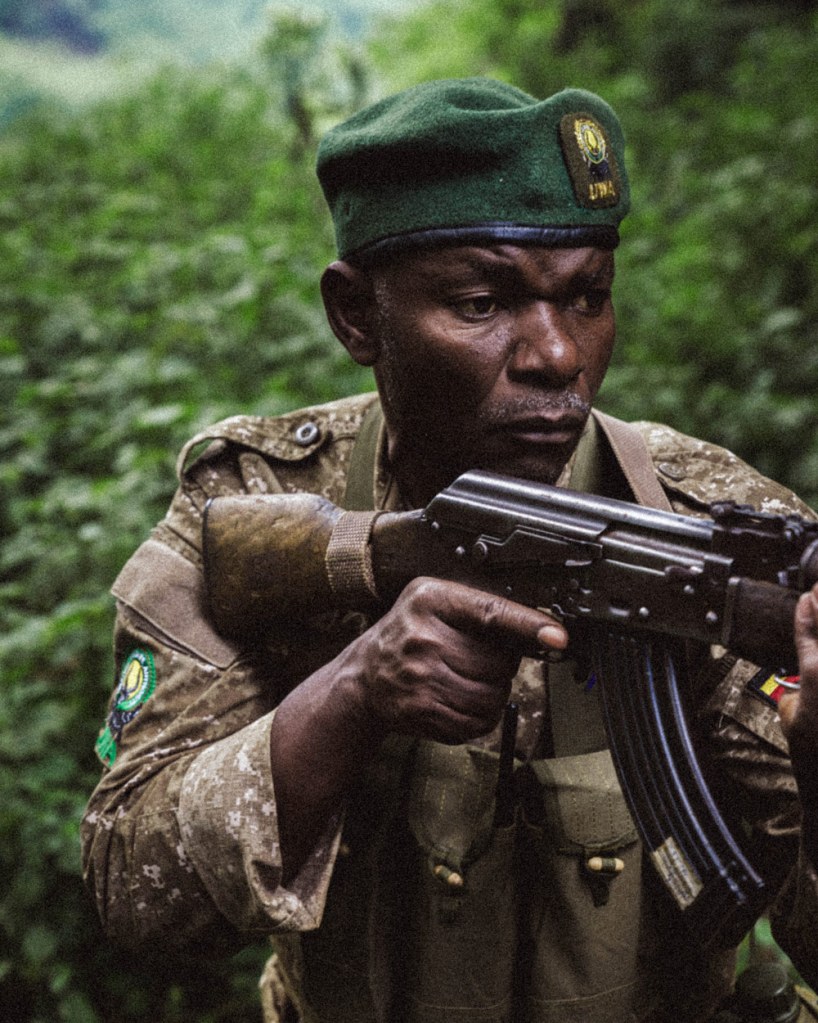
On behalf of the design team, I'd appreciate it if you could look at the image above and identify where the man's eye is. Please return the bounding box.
[454,295,501,318]
[573,289,610,315]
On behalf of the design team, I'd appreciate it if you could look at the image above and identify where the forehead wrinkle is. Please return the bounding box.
[432,244,612,281]
[512,246,616,283]
[369,245,615,303]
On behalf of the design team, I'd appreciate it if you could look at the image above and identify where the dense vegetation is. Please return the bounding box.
[3,1,818,1019]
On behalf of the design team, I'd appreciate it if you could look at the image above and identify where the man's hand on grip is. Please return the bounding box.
[351,577,567,745]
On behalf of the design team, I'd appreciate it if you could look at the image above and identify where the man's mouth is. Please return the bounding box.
[491,412,587,447]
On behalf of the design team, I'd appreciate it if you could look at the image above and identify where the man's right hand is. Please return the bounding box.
[270,577,567,880]
[349,577,568,744]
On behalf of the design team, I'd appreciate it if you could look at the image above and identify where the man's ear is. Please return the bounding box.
[320,261,380,367]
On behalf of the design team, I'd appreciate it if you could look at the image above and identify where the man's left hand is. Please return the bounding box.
[779,583,818,867]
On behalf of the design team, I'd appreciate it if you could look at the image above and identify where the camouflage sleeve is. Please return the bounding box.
[701,659,818,988]
[81,447,344,950]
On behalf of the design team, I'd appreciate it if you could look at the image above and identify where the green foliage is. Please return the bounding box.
[0,24,372,1021]
[3,1,818,1020]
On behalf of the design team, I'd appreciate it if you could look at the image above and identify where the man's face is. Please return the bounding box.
[367,244,617,505]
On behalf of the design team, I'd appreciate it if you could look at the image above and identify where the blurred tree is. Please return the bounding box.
[261,6,371,156]
[262,9,330,153]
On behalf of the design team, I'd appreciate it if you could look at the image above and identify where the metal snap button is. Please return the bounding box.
[294,421,320,446]
[657,461,685,482]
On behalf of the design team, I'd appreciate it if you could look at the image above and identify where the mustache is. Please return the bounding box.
[477,392,591,425]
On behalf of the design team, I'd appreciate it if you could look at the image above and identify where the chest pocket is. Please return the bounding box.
[519,750,642,1023]
[377,742,643,1023]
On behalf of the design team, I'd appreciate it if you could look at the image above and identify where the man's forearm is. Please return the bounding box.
[270,643,390,883]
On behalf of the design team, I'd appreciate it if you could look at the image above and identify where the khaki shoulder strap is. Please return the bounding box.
[592,409,673,512]
[548,411,673,759]
[342,400,384,512]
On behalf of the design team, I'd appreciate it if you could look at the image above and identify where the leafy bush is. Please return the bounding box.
[0,44,371,1022]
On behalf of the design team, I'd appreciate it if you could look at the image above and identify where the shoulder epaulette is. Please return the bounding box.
[176,393,380,478]
[631,421,815,519]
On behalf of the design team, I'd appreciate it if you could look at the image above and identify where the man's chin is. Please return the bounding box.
[412,443,574,502]
[463,426,585,487]
[456,452,565,488]
[476,440,578,486]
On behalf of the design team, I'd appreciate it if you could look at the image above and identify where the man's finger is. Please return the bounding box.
[428,579,569,651]
[779,586,818,729]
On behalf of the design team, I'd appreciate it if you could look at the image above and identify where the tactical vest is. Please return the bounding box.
[267,405,738,1023]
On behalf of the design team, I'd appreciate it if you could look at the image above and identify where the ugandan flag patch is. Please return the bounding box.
[747,668,800,709]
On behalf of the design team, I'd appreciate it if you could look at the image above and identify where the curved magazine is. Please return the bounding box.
[595,630,767,945]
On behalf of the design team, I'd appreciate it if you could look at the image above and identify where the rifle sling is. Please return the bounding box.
[593,410,673,513]
[342,398,384,512]
[547,411,673,759]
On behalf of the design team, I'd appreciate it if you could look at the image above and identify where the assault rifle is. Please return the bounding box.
[202,470,818,943]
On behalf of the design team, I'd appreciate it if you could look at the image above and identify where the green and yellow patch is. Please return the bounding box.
[95,648,156,767]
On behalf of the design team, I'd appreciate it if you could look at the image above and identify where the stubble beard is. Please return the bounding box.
[475,392,592,484]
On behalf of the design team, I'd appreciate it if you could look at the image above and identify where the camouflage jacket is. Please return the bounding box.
[82,393,818,1022]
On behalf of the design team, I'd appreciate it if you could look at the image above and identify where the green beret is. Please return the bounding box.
[316,78,630,261]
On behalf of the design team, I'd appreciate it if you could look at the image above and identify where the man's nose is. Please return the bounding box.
[507,302,583,385]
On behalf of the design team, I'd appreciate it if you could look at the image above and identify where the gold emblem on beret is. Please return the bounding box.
[574,117,607,165]
[559,112,621,209]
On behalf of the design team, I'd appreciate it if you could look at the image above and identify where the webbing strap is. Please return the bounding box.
[342,399,384,512]
[593,410,673,512]
[325,510,382,604]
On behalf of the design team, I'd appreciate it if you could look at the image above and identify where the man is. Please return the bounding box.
[83,79,818,1022]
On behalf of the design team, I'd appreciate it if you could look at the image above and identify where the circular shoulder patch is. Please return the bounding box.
[94,648,156,768]
[116,648,156,712]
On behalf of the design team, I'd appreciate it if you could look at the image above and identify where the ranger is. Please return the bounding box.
[83,78,818,1022]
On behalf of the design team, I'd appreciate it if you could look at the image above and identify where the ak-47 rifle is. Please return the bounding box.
[202,470,818,944]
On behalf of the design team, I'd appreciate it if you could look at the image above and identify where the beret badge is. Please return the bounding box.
[559,112,621,210]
